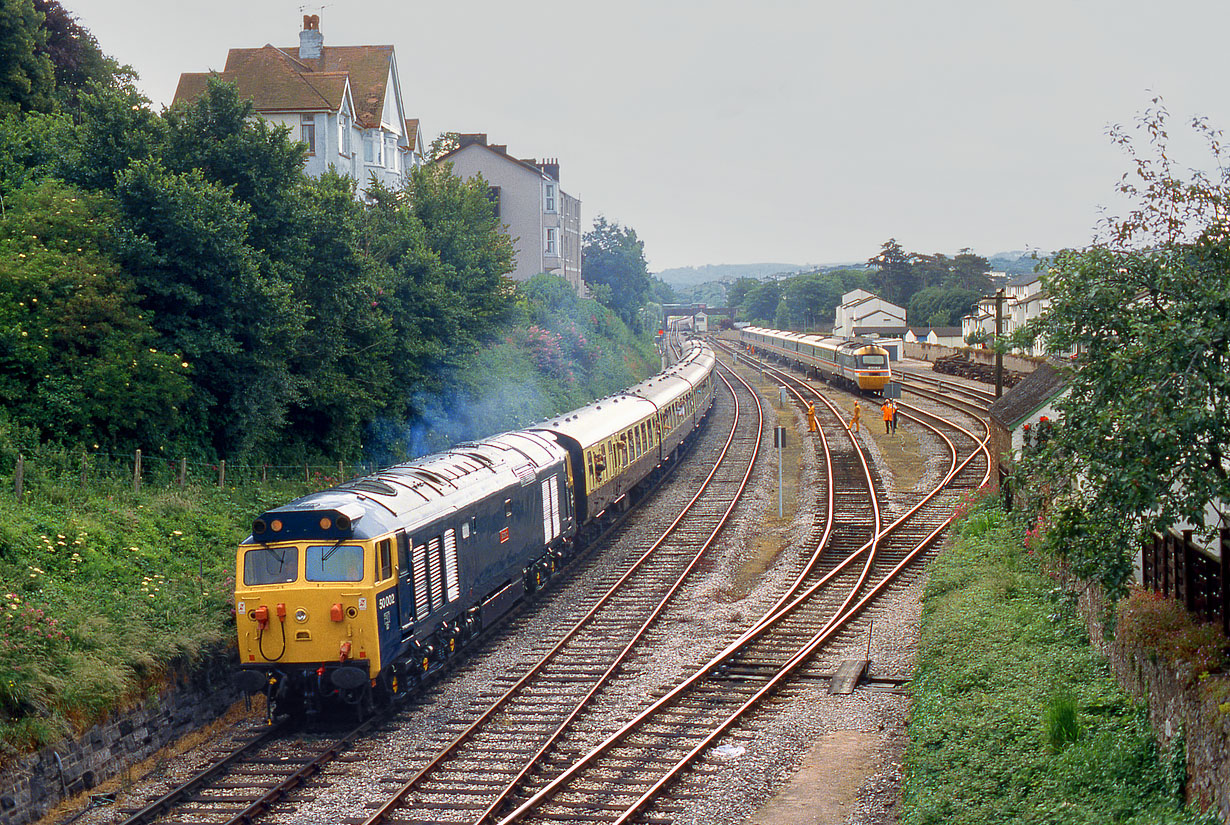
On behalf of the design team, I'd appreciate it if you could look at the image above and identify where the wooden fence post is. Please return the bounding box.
[179,458,187,488]
[14,454,23,503]
[80,451,87,487]
[261,463,267,484]
[338,460,344,482]
[304,464,309,483]
[133,449,141,494]
[218,460,226,489]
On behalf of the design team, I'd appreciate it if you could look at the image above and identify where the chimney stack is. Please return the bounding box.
[540,158,560,183]
[300,15,323,60]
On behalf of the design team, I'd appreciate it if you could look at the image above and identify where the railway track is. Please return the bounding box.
[479,343,990,825]
[83,336,995,825]
[355,364,764,824]
[81,354,747,825]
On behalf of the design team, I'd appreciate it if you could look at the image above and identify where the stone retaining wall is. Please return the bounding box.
[1075,588,1230,823]
[0,649,243,825]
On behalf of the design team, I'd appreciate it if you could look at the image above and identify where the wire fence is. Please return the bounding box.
[5,446,383,501]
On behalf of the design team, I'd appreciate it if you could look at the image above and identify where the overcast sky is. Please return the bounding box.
[69,0,1230,272]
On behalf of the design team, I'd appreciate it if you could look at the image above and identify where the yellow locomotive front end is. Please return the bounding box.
[852,343,892,392]
[233,503,401,719]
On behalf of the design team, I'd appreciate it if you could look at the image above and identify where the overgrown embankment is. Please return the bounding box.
[0,310,658,764]
[903,491,1219,825]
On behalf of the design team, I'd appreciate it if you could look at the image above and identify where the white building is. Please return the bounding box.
[173,15,424,197]
[833,290,907,337]
[437,135,583,292]
[961,272,1052,353]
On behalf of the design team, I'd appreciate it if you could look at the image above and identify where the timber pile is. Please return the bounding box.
[932,352,1023,388]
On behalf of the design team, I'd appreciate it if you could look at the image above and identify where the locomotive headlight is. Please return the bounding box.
[294,608,309,623]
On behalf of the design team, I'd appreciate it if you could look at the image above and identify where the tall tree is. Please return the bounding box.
[582,215,651,330]
[0,0,53,114]
[742,280,782,324]
[1020,101,1230,598]
[867,238,918,304]
[33,0,125,102]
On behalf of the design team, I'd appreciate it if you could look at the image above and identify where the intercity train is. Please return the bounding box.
[737,326,892,392]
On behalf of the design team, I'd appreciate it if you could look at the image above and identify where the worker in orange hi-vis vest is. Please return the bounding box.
[806,402,818,433]
[848,401,861,433]
[881,400,893,434]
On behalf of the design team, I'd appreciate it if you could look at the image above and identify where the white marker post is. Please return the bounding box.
[774,426,786,517]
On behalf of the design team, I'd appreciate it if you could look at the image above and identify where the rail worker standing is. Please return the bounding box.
[806,402,818,433]
[881,400,893,434]
[890,399,898,433]
[848,401,861,433]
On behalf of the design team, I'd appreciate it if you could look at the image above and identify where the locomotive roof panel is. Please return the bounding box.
[244,431,568,543]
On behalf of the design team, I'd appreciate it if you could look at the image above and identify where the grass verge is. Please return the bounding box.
[902,489,1218,825]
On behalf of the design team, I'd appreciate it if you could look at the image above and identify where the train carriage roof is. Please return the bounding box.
[244,430,568,543]
[531,341,715,450]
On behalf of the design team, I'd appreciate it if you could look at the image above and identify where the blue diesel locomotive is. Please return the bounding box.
[234,341,716,718]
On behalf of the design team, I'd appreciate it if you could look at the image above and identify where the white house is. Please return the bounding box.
[833,290,907,337]
[437,135,583,292]
[173,15,424,197]
[962,272,1051,351]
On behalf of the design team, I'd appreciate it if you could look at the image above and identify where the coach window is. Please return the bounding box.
[504,498,514,518]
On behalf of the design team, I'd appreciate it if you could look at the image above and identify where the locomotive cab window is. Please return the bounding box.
[306,544,364,582]
[377,539,393,582]
[243,546,298,586]
[860,354,886,367]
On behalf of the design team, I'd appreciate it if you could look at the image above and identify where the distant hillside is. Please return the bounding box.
[988,250,1050,276]
[656,263,803,288]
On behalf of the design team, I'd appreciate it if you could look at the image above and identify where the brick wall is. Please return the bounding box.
[0,648,244,825]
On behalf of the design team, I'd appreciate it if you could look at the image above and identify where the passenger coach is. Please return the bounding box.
[738,326,891,392]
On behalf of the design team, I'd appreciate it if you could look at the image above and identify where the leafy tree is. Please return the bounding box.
[776,273,842,330]
[868,238,918,304]
[907,285,978,328]
[404,164,516,336]
[427,131,460,162]
[742,280,782,324]
[582,215,650,330]
[1019,101,1230,598]
[163,78,306,256]
[113,160,304,457]
[33,0,126,103]
[725,277,758,313]
[0,0,53,115]
[0,180,188,447]
[282,171,392,458]
[60,81,163,190]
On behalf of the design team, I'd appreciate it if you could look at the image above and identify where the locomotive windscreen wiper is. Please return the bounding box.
[321,538,345,562]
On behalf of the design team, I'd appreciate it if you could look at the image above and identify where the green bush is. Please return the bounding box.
[903,494,1217,824]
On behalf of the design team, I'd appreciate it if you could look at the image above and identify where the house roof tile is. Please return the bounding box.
[174,43,395,128]
[987,362,1068,428]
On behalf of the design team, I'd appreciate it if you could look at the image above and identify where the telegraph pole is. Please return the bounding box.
[994,288,1005,398]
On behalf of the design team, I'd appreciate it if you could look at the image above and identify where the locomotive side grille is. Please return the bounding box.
[428,537,445,611]
[444,529,460,602]
[413,542,429,619]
